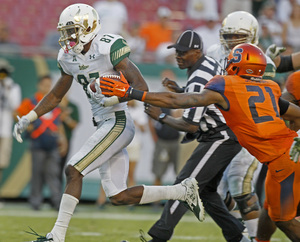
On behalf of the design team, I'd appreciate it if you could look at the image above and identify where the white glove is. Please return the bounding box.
[290,130,300,163]
[265,44,286,60]
[13,116,30,143]
[87,78,120,107]
[100,96,120,107]
[87,78,105,104]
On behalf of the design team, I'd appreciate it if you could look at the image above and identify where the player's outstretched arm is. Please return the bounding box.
[100,75,223,109]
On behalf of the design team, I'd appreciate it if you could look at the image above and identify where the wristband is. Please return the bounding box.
[276,55,293,73]
[25,110,38,122]
[128,87,147,101]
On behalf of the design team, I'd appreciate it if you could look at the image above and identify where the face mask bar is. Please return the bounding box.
[58,24,81,53]
[220,29,252,50]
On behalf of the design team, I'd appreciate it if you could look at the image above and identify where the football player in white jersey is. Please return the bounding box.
[207,11,300,241]
[12,4,204,242]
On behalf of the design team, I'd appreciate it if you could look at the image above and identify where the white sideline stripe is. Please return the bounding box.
[74,232,102,236]
[0,210,213,223]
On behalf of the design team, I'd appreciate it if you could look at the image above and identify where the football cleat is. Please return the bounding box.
[25,227,53,242]
[181,178,205,222]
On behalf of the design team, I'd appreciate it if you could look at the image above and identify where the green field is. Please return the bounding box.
[0,201,290,242]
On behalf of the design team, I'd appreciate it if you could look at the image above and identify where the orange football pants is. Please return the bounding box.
[263,152,300,221]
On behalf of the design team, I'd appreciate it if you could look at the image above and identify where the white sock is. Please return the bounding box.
[244,218,259,238]
[139,184,185,204]
[51,194,79,241]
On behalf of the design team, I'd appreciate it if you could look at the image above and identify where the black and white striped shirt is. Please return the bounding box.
[182,55,237,141]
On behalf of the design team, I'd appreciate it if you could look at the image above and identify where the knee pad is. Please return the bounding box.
[234,192,260,216]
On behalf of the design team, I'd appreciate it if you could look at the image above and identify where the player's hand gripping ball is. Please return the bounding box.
[89,75,121,95]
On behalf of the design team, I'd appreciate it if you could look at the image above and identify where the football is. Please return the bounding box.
[89,74,121,93]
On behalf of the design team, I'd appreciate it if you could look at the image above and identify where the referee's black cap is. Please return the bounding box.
[167,30,203,52]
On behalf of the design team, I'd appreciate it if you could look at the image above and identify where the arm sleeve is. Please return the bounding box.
[276,55,293,73]
[278,97,290,115]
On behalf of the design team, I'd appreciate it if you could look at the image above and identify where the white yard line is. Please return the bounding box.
[0,209,211,223]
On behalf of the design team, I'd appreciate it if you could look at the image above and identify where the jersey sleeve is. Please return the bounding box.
[110,38,131,66]
[205,75,225,94]
[205,75,229,111]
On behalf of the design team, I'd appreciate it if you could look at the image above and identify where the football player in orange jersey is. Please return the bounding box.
[251,71,300,242]
[100,43,300,241]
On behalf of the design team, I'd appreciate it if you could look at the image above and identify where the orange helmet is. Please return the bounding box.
[225,43,267,77]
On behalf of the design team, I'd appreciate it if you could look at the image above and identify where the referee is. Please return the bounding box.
[143,30,250,242]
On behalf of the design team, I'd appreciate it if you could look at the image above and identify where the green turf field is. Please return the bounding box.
[0,201,290,242]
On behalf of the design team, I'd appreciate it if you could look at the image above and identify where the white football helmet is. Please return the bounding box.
[57,4,101,54]
[220,11,259,51]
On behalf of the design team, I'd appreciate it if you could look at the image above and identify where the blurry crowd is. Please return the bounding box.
[1,0,300,63]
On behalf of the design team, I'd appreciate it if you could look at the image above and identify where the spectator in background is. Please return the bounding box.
[221,0,252,19]
[282,0,300,52]
[194,12,220,54]
[139,6,173,53]
[276,0,293,23]
[59,95,79,184]
[252,0,268,18]
[0,22,21,55]
[93,0,128,36]
[126,22,146,63]
[155,30,181,65]
[0,59,21,185]
[148,106,180,187]
[148,70,180,188]
[258,0,283,46]
[126,100,148,188]
[15,75,67,211]
[258,22,273,51]
[186,0,218,20]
